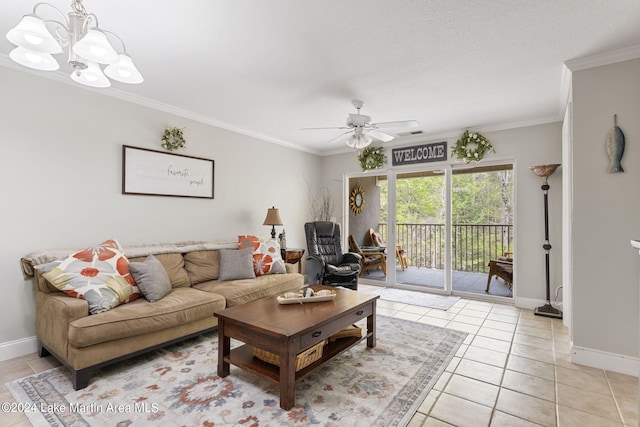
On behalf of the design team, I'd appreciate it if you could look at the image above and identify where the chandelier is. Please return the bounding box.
[5,0,143,88]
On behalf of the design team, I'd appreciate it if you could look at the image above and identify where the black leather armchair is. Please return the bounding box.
[304,221,361,290]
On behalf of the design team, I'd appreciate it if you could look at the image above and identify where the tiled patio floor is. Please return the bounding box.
[361,266,513,298]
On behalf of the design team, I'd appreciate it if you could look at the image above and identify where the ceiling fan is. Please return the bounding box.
[302,100,419,149]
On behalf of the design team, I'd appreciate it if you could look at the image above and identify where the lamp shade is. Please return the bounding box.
[72,29,118,64]
[70,61,111,88]
[6,15,62,53]
[530,164,560,178]
[9,46,59,70]
[104,53,143,84]
[263,207,283,226]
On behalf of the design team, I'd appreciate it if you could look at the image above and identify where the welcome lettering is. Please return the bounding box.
[392,142,447,166]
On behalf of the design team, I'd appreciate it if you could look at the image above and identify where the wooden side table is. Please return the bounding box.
[281,248,305,273]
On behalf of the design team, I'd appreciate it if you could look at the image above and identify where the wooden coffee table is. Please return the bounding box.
[214,285,378,410]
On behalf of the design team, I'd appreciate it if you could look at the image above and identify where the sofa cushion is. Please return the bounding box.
[68,287,226,348]
[238,235,286,276]
[40,239,140,315]
[218,248,256,281]
[129,253,190,288]
[183,250,220,284]
[193,272,303,307]
[128,255,172,302]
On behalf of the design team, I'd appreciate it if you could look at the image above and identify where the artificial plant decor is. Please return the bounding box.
[357,146,387,171]
[452,130,494,163]
[161,127,186,151]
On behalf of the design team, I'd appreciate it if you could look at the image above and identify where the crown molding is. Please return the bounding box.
[320,115,563,157]
[0,55,322,156]
[564,45,640,71]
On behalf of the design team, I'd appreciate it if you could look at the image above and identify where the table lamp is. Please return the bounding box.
[263,206,283,239]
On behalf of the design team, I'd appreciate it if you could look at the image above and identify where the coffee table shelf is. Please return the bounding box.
[225,333,372,383]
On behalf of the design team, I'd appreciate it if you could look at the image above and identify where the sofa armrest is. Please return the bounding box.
[35,282,89,359]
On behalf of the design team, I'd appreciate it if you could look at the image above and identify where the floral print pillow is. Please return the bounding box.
[238,235,286,276]
[39,239,140,314]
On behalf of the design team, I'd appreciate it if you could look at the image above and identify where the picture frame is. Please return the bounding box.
[122,145,214,198]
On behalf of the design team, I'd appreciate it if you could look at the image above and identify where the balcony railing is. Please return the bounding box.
[378,223,513,273]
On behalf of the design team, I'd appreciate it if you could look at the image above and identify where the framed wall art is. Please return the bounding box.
[122,145,214,198]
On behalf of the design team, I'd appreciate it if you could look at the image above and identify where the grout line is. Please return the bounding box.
[603,369,627,425]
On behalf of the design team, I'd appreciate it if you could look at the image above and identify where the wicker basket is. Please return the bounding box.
[329,324,363,342]
[253,340,325,371]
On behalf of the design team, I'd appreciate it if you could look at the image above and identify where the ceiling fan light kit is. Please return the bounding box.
[346,133,373,149]
[5,0,143,88]
[302,100,419,148]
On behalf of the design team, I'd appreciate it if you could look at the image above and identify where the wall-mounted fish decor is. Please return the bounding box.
[606,114,625,173]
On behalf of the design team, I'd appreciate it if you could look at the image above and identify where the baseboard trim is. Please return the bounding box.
[571,345,638,377]
[514,296,562,312]
[0,336,38,362]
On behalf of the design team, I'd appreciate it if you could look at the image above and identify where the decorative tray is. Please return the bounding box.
[277,289,336,304]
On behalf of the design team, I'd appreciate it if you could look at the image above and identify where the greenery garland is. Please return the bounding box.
[161,127,186,151]
[452,130,494,163]
[357,146,387,171]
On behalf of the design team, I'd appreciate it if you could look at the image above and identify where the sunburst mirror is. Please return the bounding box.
[350,186,365,214]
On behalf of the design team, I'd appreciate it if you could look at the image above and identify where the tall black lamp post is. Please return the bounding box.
[530,164,562,319]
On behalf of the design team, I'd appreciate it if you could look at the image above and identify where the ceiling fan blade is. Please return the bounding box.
[327,130,354,144]
[301,126,351,130]
[367,129,395,142]
[372,120,419,129]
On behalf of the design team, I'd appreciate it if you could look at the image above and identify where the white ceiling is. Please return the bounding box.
[2,0,640,155]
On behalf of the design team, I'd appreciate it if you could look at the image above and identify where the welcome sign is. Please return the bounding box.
[392,141,447,166]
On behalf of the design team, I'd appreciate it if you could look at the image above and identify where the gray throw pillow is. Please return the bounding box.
[219,248,256,281]
[129,254,172,302]
[270,259,287,274]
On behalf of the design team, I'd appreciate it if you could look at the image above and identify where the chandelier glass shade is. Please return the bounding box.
[9,46,59,71]
[5,0,143,87]
[70,60,110,88]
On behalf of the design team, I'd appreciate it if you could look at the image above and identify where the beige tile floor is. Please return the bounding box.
[1,296,637,426]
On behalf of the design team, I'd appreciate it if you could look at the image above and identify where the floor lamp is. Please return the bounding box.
[530,164,562,319]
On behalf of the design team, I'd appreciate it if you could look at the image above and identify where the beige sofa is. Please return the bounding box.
[22,242,303,390]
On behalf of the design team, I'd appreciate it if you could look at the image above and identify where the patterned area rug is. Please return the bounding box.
[359,285,461,311]
[7,316,465,427]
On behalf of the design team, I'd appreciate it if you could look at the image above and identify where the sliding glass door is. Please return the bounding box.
[451,164,514,297]
[392,170,447,291]
[347,162,513,299]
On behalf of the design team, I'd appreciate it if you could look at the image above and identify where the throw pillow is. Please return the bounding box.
[238,235,286,276]
[41,239,140,315]
[128,255,172,302]
[372,232,384,246]
[183,250,220,284]
[218,248,256,281]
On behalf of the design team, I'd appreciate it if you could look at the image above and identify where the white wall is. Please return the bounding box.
[571,58,640,366]
[321,122,563,306]
[0,65,322,356]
